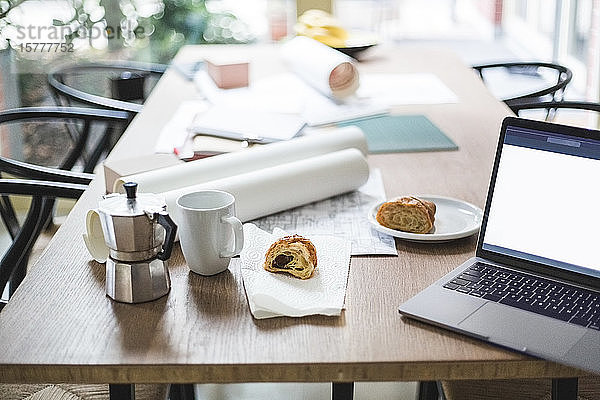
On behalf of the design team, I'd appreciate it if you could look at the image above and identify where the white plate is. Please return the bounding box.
[368,195,484,242]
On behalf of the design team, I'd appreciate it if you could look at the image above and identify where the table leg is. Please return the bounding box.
[552,378,578,400]
[332,382,354,400]
[417,381,439,400]
[109,384,135,400]
[169,384,195,400]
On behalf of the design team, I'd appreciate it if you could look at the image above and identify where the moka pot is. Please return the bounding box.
[97,182,177,303]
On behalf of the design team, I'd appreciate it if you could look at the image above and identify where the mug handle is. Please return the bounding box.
[220,215,244,258]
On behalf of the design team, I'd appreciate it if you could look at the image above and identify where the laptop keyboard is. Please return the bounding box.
[443,262,600,330]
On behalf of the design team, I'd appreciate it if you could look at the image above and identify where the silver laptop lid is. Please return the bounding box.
[477,117,600,287]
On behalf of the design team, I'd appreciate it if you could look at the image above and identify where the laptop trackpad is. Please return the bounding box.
[458,302,586,356]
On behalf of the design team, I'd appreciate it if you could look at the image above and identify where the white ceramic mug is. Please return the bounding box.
[176,190,244,276]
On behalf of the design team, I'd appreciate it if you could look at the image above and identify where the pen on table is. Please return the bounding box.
[186,126,279,144]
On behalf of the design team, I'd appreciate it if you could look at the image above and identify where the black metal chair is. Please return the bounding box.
[0,106,131,173]
[48,61,167,114]
[509,100,600,128]
[509,99,600,115]
[472,62,573,113]
[0,107,130,302]
[0,178,90,310]
[48,62,166,170]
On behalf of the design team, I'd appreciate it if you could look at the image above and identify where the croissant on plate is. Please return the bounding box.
[376,197,436,234]
[264,235,317,279]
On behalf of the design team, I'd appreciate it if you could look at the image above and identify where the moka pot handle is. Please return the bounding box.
[155,212,177,261]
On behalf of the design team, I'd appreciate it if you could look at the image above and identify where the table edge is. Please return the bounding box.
[0,360,589,384]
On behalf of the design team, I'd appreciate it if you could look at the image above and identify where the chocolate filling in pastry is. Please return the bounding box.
[264,235,317,279]
[272,254,294,269]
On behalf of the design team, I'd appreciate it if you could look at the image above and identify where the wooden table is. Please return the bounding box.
[0,44,590,399]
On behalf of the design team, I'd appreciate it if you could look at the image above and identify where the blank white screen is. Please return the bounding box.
[483,144,600,272]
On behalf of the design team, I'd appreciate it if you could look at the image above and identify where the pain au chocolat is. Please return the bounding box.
[376,196,436,234]
[264,235,317,279]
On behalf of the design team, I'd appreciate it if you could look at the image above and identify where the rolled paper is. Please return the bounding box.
[280,36,359,99]
[115,126,367,194]
[165,148,369,224]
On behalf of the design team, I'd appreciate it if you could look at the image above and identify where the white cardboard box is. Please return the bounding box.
[103,153,181,193]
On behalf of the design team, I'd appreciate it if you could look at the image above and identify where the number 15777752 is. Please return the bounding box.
[19,42,74,52]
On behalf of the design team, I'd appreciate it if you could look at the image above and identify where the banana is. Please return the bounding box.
[295,9,349,48]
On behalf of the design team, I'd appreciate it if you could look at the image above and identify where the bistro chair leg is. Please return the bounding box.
[109,383,135,400]
[332,382,354,400]
[417,381,440,400]
[552,378,578,400]
[169,383,195,400]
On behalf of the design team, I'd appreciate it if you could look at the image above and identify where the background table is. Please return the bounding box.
[0,44,589,395]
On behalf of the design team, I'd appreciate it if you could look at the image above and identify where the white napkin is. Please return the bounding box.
[240,224,352,319]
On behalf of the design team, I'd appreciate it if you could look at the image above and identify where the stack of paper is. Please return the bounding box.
[189,105,306,143]
[195,71,388,127]
[158,47,460,158]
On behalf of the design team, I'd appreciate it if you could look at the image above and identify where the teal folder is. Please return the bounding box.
[337,114,458,154]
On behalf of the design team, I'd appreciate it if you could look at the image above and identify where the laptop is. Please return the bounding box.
[399,116,600,374]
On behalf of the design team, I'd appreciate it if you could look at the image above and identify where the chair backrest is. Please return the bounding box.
[0,106,132,173]
[509,100,600,129]
[48,61,167,114]
[472,62,573,106]
[510,100,600,114]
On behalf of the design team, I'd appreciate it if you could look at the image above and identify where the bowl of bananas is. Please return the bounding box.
[294,9,378,59]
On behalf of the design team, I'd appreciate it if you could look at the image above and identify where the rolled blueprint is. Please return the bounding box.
[280,36,359,99]
[165,148,369,223]
[115,126,367,194]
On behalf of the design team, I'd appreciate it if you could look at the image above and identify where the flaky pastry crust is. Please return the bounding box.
[263,235,317,279]
[376,196,436,234]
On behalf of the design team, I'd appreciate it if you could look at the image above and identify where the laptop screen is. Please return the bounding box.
[481,118,600,279]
